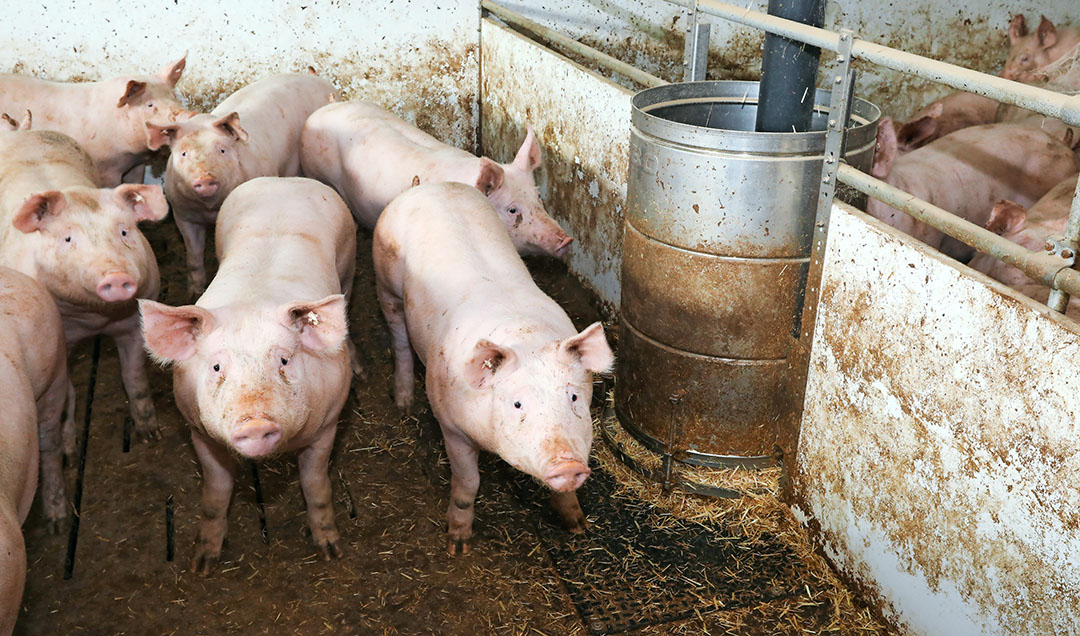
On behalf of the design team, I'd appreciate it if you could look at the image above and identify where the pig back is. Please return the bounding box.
[0,266,65,398]
[206,177,356,307]
[212,74,339,178]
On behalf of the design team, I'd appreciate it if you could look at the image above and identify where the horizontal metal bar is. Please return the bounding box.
[663,0,1080,128]
[837,163,1080,296]
[481,0,666,88]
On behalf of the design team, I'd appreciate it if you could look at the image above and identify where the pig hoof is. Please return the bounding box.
[315,538,344,561]
[566,514,588,534]
[446,536,471,556]
[191,550,220,576]
[46,517,66,536]
[135,421,163,442]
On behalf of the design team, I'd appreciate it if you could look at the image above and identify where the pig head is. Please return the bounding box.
[10,184,167,308]
[140,294,348,459]
[1002,15,1080,82]
[147,111,249,209]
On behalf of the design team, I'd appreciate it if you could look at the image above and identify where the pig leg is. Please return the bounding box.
[0,506,25,636]
[190,430,239,575]
[113,328,160,441]
[442,427,481,556]
[549,491,588,534]
[174,216,209,298]
[61,378,77,465]
[376,284,413,411]
[297,425,343,560]
[339,257,366,382]
[37,372,69,533]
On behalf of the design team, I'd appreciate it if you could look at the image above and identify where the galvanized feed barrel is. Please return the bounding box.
[616,80,880,465]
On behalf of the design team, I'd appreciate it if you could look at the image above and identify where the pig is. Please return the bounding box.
[0,267,69,636]
[869,118,1079,262]
[1002,15,1080,82]
[0,56,189,186]
[300,101,574,258]
[0,129,169,442]
[968,174,1080,318]
[373,182,613,555]
[894,92,999,152]
[139,177,356,574]
[145,73,339,298]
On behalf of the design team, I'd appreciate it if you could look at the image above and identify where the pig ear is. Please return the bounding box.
[512,125,542,172]
[140,300,216,363]
[145,122,181,150]
[465,340,519,389]
[115,184,169,222]
[18,109,31,131]
[872,117,897,179]
[117,80,147,108]
[558,322,614,374]
[896,114,938,150]
[1037,16,1057,47]
[159,54,187,88]
[213,112,249,142]
[13,191,66,233]
[985,200,1028,236]
[475,158,505,195]
[1008,14,1028,44]
[281,294,347,352]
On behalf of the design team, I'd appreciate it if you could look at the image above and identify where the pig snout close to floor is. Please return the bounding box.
[373,181,613,556]
[300,100,574,258]
[140,176,357,574]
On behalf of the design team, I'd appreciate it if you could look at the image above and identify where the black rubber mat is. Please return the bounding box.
[508,466,805,635]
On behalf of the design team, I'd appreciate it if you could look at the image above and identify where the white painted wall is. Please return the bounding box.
[797,202,1080,635]
[0,0,480,149]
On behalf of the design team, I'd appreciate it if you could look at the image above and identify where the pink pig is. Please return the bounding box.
[0,267,69,636]
[0,129,169,442]
[373,182,612,555]
[870,119,1078,262]
[140,177,356,574]
[1002,15,1080,82]
[146,73,338,297]
[894,92,999,152]
[0,56,189,186]
[968,174,1080,318]
[300,101,573,257]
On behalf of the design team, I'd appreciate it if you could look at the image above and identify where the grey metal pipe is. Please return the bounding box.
[755,0,826,133]
[837,164,1080,296]
[664,0,1080,128]
[480,0,667,89]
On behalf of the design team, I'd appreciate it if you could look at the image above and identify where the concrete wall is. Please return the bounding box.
[0,0,480,150]
[481,18,633,310]
[796,202,1080,635]
[499,0,1075,124]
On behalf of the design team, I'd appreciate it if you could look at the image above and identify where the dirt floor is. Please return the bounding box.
[16,218,894,635]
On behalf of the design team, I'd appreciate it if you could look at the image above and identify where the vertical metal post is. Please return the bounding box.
[1047,177,1080,312]
[798,30,856,346]
[683,1,710,82]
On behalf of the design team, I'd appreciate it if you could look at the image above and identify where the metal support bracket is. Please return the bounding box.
[683,1,710,82]
[799,29,857,345]
[1047,175,1080,312]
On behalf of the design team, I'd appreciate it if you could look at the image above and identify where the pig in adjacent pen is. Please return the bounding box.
[373,182,612,555]
[301,101,574,257]
[147,72,339,297]
[140,177,356,574]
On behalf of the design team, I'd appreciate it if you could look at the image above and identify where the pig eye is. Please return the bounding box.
[219,148,226,154]
[571,394,578,402]
[181,151,187,158]
[507,206,519,215]
[146,102,154,108]
[120,229,128,237]
[212,363,220,372]
[513,401,522,409]
[280,357,289,366]
[64,236,72,243]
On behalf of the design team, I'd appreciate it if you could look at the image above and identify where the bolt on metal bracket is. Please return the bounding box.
[1044,237,1077,266]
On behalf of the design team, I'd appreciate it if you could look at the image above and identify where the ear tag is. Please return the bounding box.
[134,193,144,203]
[482,358,494,369]
[305,311,320,326]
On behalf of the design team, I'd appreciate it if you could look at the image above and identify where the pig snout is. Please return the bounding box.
[544,460,590,492]
[553,234,574,257]
[230,417,282,458]
[96,271,137,302]
[191,176,220,198]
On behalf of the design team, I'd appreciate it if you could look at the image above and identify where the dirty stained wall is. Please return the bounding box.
[0,1,479,150]
[797,202,1080,635]
[499,0,1074,123]
[481,18,633,310]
